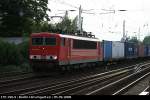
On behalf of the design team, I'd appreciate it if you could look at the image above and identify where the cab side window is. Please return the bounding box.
[61,38,65,46]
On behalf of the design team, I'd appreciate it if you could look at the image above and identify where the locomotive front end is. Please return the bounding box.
[29,33,60,71]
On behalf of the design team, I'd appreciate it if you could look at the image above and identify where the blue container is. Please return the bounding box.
[124,42,138,59]
[148,45,150,56]
[144,45,150,57]
[103,40,112,61]
[144,45,148,57]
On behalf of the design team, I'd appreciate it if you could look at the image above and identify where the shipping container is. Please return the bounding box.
[138,43,145,57]
[144,45,150,57]
[98,42,103,61]
[147,45,150,56]
[103,40,112,61]
[144,45,147,57]
[125,42,138,59]
[112,41,124,60]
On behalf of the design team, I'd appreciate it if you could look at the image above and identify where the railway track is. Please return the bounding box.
[0,70,62,86]
[0,60,149,84]
[22,69,130,95]
[86,63,150,95]
[139,86,149,95]
[0,71,23,76]
[113,72,150,95]
[0,71,32,78]
[0,72,35,85]
[22,62,150,95]
[23,63,150,95]
[0,61,150,95]
[0,63,134,95]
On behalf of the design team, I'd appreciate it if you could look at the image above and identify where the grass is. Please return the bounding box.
[0,62,32,75]
[0,37,32,76]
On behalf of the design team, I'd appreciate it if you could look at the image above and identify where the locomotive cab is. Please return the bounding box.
[29,33,61,69]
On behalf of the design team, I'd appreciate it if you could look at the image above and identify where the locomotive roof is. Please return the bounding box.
[59,34,99,42]
[31,32,100,42]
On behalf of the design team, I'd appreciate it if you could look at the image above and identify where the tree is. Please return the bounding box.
[127,37,139,43]
[71,16,78,33]
[0,0,50,37]
[54,12,78,34]
[56,11,72,34]
[143,36,150,45]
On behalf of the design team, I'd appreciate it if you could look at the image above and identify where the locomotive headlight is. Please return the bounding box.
[30,55,41,59]
[52,55,57,60]
[46,55,57,60]
[30,55,33,59]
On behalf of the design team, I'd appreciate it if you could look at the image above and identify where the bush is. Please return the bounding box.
[0,38,22,65]
[20,62,32,72]
[0,38,31,74]
[18,39,29,62]
[0,63,32,74]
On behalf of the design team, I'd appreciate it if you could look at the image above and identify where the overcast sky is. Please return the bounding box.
[48,0,150,41]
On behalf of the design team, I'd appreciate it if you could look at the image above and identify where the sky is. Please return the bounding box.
[48,0,150,41]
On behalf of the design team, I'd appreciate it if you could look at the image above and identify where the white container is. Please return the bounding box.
[112,41,124,59]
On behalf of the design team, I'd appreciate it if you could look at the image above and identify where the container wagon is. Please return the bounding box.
[102,40,112,61]
[144,45,150,57]
[124,42,138,59]
[112,41,124,60]
[138,43,145,57]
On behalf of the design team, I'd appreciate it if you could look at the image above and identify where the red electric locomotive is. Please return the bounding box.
[29,32,103,71]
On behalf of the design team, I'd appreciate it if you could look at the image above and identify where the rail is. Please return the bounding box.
[86,63,150,95]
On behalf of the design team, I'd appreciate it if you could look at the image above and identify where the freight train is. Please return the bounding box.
[29,32,150,71]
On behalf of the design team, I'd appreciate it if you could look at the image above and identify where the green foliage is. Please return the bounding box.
[18,40,29,62]
[55,12,71,34]
[127,37,139,43]
[0,63,32,74]
[0,39,22,65]
[48,24,58,33]
[0,65,21,73]
[143,36,150,45]
[33,21,50,32]
[71,16,78,33]
[20,62,32,72]
[0,0,50,37]
[0,0,78,37]
[49,14,78,34]
[0,38,31,73]
[0,38,29,65]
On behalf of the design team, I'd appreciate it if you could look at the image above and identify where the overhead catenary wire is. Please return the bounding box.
[49,0,79,9]
[49,0,115,15]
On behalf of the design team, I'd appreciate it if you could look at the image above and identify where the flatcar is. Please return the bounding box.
[29,32,103,70]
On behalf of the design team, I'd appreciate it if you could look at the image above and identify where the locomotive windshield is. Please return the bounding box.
[32,37,56,46]
[45,37,56,45]
[32,37,43,45]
